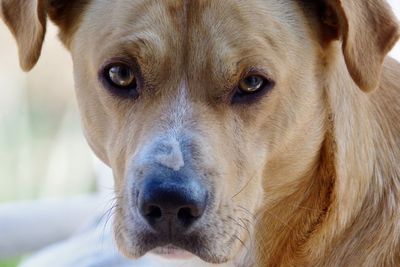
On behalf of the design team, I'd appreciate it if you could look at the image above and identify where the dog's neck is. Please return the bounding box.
[253,46,400,266]
[305,50,400,266]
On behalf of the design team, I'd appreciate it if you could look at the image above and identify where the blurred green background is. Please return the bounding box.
[0,258,21,267]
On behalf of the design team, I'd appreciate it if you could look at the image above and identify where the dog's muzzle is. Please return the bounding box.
[126,136,212,257]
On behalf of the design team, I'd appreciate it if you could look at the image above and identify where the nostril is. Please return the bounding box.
[177,206,199,225]
[144,205,162,220]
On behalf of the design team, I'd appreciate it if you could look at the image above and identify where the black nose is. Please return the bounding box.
[138,175,208,233]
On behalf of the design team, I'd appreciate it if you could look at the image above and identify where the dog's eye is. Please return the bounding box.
[232,75,274,104]
[101,63,139,98]
[239,75,265,93]
[108,65,136,87]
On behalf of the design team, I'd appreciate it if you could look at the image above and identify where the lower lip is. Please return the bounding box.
[151,246,195,260]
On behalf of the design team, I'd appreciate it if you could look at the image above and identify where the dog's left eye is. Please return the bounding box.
[232,74,275,104]
[239,75,265,93]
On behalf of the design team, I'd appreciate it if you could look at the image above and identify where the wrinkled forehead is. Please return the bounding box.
[74,0,306,85]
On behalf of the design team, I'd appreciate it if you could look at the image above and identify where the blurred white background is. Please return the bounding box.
[0,18,97,202]
[389,0,400,59]
[0,8,106,267]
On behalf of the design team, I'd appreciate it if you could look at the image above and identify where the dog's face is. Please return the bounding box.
[2,0,398,264]
[69,0,324,263]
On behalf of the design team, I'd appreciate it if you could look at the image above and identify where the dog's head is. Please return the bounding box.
[2,0,399,264]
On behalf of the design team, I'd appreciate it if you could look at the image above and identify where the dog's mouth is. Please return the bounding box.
[120,223,234,264]
[150,245,195,260]
[132,229,213,261]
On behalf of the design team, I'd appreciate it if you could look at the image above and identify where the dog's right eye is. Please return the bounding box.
[108,65,135,87]
[101,63,139,98]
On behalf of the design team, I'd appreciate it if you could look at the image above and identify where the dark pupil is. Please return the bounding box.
[117,67,130,79]
[110,66,133,85]
[246,76,262,87]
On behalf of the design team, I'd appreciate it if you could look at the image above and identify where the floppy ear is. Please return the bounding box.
[0,0,89,71]
[0,0,47,71]
[320,0,400,92]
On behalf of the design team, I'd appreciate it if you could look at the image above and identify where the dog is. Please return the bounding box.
[1,0,400,266]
